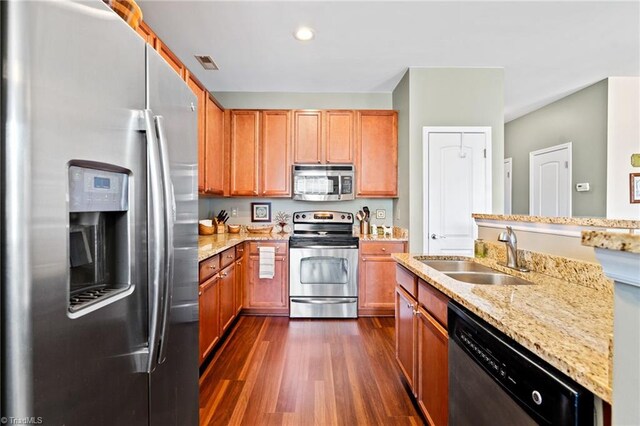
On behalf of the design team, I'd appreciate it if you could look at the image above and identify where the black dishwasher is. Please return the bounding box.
[448,301,594,425]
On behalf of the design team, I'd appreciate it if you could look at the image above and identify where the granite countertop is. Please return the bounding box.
[393,253,613,403]
[473,213,640,229]
[198,233,290,261]
[198,231,409,261]
[582,230,640,254]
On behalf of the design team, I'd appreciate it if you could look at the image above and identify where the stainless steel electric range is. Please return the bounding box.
[289,211,359,318]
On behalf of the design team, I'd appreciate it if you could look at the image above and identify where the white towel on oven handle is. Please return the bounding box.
[258,246,275,279]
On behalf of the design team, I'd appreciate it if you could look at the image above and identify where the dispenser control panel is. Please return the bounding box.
[69,166,128,212]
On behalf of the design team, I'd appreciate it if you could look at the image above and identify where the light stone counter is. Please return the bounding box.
[198,233,290,261]
[473,213,640,229]
[393,250,613,403]
[582,230,640,254]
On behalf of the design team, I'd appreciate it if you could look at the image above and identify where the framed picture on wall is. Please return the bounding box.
[631,173,640,204]
[251,202,272,222]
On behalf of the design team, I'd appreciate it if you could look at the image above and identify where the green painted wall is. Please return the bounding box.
[392,71,411,230]
[399,68,504,252]
[505,79,608,216]
[211,91,392,110]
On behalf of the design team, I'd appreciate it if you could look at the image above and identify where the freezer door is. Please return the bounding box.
[2,1,148,424]
[146,45,199,426]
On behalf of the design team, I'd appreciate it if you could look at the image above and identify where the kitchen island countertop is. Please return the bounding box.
[393,253,613,403]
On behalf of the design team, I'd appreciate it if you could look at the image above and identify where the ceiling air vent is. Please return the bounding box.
[195,55,219,71]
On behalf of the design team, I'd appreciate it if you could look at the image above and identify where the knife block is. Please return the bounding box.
[212,218,226,234]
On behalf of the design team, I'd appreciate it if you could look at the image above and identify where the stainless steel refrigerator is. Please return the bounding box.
[1,1,199,425]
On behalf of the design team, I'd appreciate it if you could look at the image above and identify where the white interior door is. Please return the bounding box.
[504,158,513,214]
[425,128,491,255]
[529,143,572,217]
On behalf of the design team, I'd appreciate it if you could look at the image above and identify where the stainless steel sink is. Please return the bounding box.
[444,272,532,286]
[419,259,496,273]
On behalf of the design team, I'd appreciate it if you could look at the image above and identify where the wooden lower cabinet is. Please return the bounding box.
[219,263,236,335]
[234,244,245,315]
[396,286,417,394]
[417,307,449,426]
[244,242,288,315]
[395,265,450,425]
[359,241,407,316]
[199,274,220,364]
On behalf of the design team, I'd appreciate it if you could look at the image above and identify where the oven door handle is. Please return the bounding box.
[291,298,357,305]
[292,245,358,250]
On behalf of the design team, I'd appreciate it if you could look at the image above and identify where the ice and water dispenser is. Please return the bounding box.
[68,165,132,315]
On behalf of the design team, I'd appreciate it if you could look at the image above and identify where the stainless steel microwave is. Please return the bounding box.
[292,164,355,201]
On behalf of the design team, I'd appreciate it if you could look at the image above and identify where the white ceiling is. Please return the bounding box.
[139,1,640,121]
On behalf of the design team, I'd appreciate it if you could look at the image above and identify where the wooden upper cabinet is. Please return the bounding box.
[205,95,225,195]
[293,110,323,164]
[186,72,207,193]
[155,38,185,79]
[261,111,292,197]
[230,110,260,196]
[135,21,157,46]
[325,110,354,163]
[356,111,398,197]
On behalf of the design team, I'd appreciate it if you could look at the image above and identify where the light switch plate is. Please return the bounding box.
[376,209,386,219]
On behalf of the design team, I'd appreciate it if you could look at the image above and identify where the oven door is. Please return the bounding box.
[289,247,358,297]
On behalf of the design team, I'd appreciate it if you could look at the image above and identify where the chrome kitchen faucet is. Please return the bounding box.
[497,226,529,272]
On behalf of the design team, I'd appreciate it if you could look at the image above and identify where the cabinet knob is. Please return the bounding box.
[208,265,217,270]
[406,303,412,309]
[220,272,228,278]
[198,291,202,296]
[381,247,386,251]
[227,255,233,259]
[413,310,420,316]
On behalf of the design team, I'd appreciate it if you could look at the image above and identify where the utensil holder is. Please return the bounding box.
[360,221,369,235]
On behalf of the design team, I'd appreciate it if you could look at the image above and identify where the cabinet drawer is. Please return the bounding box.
[199,254,220,283]
[360,241,405,255]
[248,241,287,255]
[220,247,236,269]
[418,279,449,327]
[396,265,417,299]
[235,243,245,259]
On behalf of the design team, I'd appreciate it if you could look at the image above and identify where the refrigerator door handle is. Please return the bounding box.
[154,115,175,366]
[145,109,166,373]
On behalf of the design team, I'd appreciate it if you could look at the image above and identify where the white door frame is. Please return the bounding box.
[422,126,493,253]
[504,157,513,215]
[529,142,572,216]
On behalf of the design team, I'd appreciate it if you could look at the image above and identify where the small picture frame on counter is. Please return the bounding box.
[631,173,640,204]
[251,202,272,222]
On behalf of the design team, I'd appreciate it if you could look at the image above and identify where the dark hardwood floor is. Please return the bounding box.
[199,316,424,425]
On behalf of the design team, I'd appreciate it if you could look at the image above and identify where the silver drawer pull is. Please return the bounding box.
[291,298,357,305]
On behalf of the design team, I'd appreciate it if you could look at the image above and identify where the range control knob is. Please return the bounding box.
[302,214,306,219]
[347,214,352,220]
[295,214,300,220]
[341,215,345,219]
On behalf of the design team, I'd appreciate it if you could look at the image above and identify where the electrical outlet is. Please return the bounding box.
[231,207,238,217]
[376,209,386,220]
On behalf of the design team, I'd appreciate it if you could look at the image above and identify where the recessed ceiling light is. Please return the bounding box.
[294,27,315,42]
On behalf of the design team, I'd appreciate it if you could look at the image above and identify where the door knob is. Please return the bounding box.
[431,234,446,240]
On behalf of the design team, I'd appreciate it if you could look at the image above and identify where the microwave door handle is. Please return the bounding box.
[144,109,166,373]
[154,115,175,366]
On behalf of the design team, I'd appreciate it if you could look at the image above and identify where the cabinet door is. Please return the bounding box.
[261,110,291,196]
[186,72,207,193]
[204,95,225,195]
[417,308,449,426]
[135,21,156,46]
[154,38,185,79]
[219,264,236,335]
[234,258,244,315]
[293,110,322,164]
[199,276,220,364]
[325,110,354,163]
[230,110,260,196]
[246,256,288,310]
[356,111,398,197]
[359,255,397,316]
[396,287,417,395]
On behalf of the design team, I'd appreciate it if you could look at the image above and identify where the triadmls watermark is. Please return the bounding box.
[0,417,44,425]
